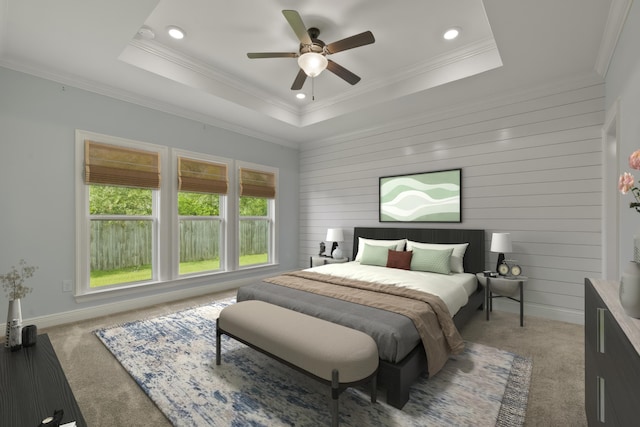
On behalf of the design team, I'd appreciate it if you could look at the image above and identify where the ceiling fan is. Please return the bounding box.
[247,10,375,90]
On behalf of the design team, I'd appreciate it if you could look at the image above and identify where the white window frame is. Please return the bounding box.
[74,130,168,298]
[236,161,278,269]
[74,131,278,302]
[171,149,232,276]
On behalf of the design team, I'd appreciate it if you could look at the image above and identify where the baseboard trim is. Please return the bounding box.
[492,300,584,325]
[1,275,263,333]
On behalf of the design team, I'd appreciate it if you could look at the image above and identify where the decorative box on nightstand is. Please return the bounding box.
[310,256,350,268]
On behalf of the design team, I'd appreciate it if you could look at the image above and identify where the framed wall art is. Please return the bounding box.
[379,168,461,223]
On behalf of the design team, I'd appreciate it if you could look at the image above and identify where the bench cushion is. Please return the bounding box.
[218,300,379,383]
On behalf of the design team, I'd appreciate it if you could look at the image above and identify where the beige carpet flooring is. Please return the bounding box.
[40,290,586,426]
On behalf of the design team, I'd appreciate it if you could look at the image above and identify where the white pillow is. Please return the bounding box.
[405,241,469,273]
[355,237,406,261]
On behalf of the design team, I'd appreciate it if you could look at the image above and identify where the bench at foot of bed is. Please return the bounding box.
[216,300,379,427]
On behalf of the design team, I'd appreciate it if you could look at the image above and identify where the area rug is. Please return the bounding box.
[95,298,532,426]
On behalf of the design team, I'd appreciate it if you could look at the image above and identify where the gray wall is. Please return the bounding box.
[606,0,640,274]
[0,67,299,323]
[299,78,605,324]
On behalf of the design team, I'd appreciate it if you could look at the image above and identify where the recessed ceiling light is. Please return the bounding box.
[167,26,185,40]
[443,27,460,40]
[296,93,306,100]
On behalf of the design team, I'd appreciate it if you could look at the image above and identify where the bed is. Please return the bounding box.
[236,227,485,409]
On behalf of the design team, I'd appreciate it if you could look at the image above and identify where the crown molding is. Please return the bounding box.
[0,60,299,148]
[595,0,633,78]
[127,38,300,117]
[125,37,501,130]
[301,37,501,115]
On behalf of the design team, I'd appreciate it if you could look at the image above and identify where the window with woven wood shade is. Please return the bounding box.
[178,157,228,194]
[240,168,276,198]
[84,140,160,189]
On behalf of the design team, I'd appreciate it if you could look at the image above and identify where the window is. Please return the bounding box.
[89,185,155,287]
[77,135,164,292]
[238,165,277,267]
[239,196,269,266]
[75,130,277,299]
[177,155,229,276]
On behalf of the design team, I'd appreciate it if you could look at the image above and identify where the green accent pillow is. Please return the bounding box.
[410,247,454,274]
[360,243,396,267]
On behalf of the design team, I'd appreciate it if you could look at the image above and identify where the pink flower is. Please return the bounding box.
[619,172,635,194]
[630,150,640,170]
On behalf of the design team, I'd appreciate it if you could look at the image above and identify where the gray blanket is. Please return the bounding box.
[236,282,421,363]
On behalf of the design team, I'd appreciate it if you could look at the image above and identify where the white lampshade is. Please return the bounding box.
[326,228,344,242]
[490,233,513,253]
[298,52,328,77]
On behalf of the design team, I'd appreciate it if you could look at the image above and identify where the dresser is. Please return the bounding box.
[585,278,640,425]
[0,334,87,426]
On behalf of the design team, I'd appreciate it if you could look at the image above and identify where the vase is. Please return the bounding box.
[5,298,23,350]
[620,262,640,318]
[635,233,640,263]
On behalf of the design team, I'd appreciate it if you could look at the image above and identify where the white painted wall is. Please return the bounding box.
[299,78,605,325]
[605,0,640,274]
[0,67,299,325]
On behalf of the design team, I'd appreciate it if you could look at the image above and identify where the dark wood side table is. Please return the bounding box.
[476,273,527,327]
[0,334,87,426]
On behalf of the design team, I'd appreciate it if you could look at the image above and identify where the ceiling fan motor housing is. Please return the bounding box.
[300,28,326,55]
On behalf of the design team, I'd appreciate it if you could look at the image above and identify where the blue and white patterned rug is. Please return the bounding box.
[95,298,531,426]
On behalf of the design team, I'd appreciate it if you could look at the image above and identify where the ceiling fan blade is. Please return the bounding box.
[282,10,312,45]
[325,31,375,54]
[326,60,361,85]
[291,69,307,90]
[247,52,297,59]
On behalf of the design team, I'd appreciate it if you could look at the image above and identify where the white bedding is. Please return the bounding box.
[304,261,476,316]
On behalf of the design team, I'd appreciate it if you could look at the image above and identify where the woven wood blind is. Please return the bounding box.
[84,140,160,189]
[239,168,276,198]
[178,157,228,194]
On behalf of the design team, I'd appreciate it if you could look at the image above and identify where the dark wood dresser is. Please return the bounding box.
[0,334,86,426]
[585,278,640,425]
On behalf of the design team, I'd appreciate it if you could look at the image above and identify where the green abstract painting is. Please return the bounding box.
[379,169,461,222]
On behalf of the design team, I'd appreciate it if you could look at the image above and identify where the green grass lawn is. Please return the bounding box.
[90,254,268,288]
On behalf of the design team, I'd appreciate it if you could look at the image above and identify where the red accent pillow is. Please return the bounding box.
[386,249,413,270]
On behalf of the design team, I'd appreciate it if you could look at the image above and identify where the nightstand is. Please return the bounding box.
[476,273,527,327]
[310,256,350,268]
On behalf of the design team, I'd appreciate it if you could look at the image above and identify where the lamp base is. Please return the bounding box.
[496,253,505,274]
[328,242,338,258]
[332,246,343,260]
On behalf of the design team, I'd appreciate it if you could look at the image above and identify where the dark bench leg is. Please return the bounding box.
[216,321,221,366]
[331,369,340,427]
[371,373,377,403]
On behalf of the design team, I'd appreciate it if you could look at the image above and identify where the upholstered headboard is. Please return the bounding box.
[352,227,485,274]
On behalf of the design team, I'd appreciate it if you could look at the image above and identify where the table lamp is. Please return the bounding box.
[490,232,512,273]
[326,228,344,259]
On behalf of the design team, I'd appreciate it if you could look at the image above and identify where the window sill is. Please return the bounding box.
[74,263,280,304]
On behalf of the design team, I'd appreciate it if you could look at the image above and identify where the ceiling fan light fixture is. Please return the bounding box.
[298,52,328,77]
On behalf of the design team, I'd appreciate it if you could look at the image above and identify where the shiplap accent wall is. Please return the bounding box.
[299,79,604,325]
